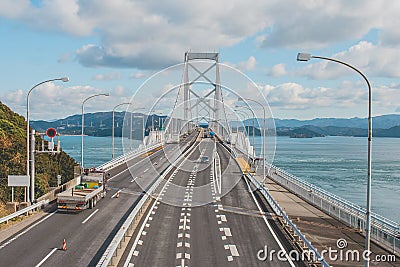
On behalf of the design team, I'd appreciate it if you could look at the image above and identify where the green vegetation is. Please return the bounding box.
[0,101,77,209]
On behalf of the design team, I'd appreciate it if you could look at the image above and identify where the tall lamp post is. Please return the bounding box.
[112,102,130,159]
[238,97,266,186]
[26,77,69,202]
[81,93,109,169]
[236,105,256,158]
[297,52,372,267]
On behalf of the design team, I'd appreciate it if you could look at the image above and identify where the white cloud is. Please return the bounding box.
[93,72,122,81]
[296,41,400,79]
[237,56,257,71]
[1,0,400,76]
[129,71,148,79]
[259,81,400,115]
[0,83,116,120]
[270,63,287,77]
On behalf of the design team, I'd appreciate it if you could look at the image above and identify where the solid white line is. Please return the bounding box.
[244,177,296,267]
[108,145,174,181]
[82,209,99,224]
[35,247,58,267]
[123,142,201,267]
[0,211,56,250]
[111,189,122,198]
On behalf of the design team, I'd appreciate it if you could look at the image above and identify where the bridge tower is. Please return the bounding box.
[183,52,224,136]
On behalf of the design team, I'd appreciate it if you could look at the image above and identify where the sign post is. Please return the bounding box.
[8,175,30,203]
[57,175,61,187]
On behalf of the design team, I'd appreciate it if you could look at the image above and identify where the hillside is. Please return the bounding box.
[0,101,77,211]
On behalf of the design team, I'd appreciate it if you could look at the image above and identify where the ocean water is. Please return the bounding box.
[56,136,142,167]
[253,136,400,223]
[57,135,400,223]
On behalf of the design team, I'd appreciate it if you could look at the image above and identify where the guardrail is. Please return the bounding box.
[246,173,330,266]
[0,199,49,225]
[268,163,400,256]
[98,142,163,171]
[97,133,200,266]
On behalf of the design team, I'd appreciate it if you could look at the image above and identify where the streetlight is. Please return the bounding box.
[233,109,251,154]
[297,52,372,267]
[238,97,267,186]
[235,105,256,158]
[26,77,69,203]
[81,93,109,169]
[112,102,130,159]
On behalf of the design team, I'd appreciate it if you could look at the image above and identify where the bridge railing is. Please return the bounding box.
[268,163,400,256]
[97,135,199,267]
[98,142,163,171]
[0,200,49,225]
[246,173,330,266]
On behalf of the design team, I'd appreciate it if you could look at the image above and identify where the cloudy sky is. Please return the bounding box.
[1,0,400,120]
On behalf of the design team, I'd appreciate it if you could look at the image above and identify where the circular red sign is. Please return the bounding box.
[46,128,57,138]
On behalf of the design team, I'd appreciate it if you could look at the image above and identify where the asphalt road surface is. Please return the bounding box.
[120,139,304,267]
[0,132,198,267]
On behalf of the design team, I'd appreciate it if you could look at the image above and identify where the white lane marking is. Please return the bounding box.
[82,209,99,224]
[244,177,296,267]
[123,141,201,267]
[111,189,122,198]
[228,244,239,256]
[0,211,56,250]
[130,177,138,183]
[35,247,58,267]
[108,144,175,181]
[143,168,149,173]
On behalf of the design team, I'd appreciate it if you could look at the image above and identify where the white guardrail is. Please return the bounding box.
[98,143,163,171]
[268,163,400,256]
[96,135,199,266]
[246,173,330,266]
[0,200,49,225]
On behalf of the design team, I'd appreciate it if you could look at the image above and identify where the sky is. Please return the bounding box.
[1,0,400,120]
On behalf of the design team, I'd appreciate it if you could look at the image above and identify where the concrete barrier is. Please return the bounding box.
[36,176,80,203]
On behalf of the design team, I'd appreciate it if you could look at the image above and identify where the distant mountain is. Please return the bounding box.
[243,114,400,129]
[32,112,400,138]
[31,112,167,139]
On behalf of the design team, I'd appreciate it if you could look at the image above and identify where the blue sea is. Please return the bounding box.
[57,135,400,223]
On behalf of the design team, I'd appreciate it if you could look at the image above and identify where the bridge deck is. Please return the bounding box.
[252,173,399,266]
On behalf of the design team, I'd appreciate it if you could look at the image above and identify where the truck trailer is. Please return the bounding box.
[57,170,107,211]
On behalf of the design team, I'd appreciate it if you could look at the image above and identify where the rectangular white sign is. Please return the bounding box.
[8,175,30,187]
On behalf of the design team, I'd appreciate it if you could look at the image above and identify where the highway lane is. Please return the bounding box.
[0,132,198,267]
[121,139,305,267]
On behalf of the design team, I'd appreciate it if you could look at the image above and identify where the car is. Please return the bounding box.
[200,156,209,163]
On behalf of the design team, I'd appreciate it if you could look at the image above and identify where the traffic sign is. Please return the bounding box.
[46,128,57,138]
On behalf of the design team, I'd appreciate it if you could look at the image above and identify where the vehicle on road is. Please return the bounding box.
[200,156,209,163]
[57,169,107,211]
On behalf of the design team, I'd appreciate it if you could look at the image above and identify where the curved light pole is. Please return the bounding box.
[130,108,146,148]
[238,97,266,186]
[234,109,251,155]
[297,52,372,267]
[81,93,109,169]
[26,77,69,202]
[236,105,256,159]
[112,102,130,159]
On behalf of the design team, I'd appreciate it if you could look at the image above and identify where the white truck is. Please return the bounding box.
[57,170,107,211]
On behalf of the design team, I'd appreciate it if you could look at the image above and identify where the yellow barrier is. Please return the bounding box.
[236,157,251,173]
